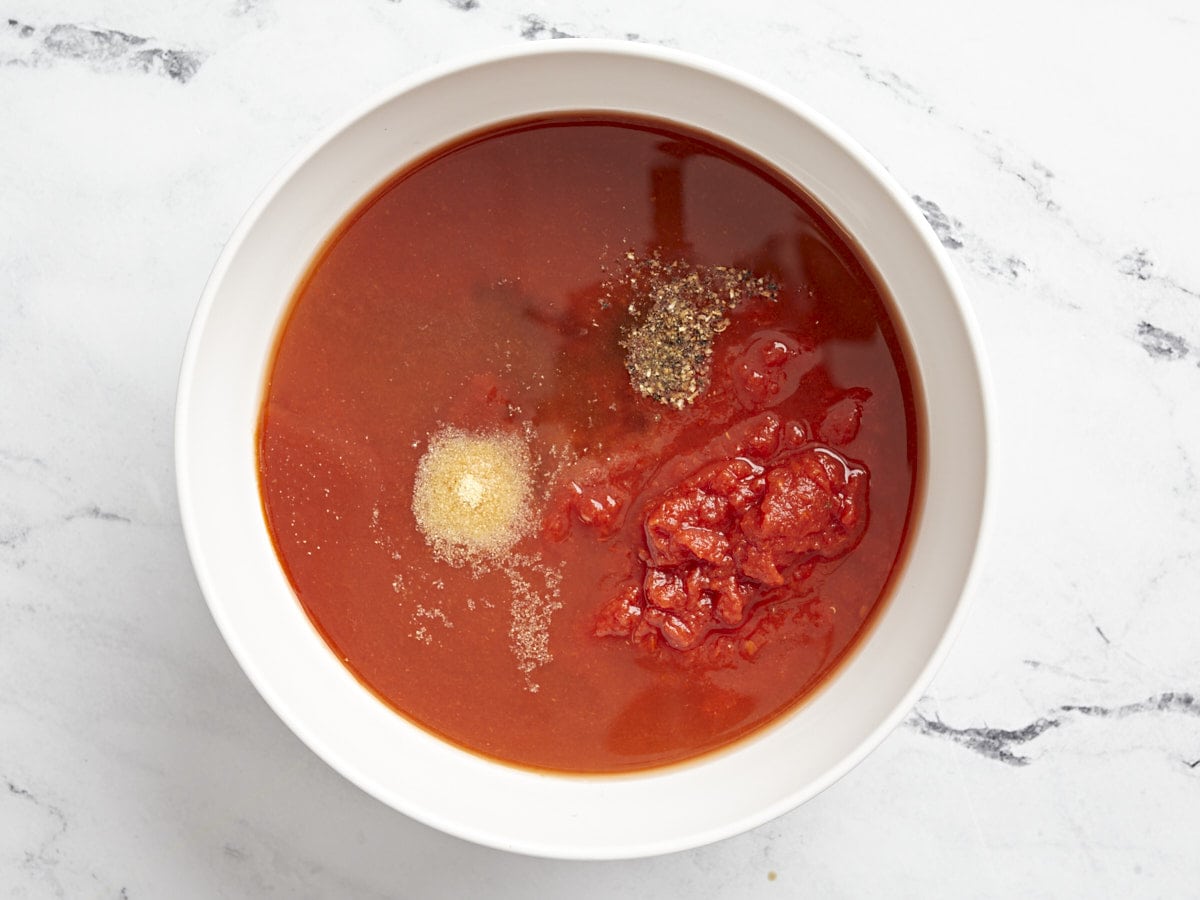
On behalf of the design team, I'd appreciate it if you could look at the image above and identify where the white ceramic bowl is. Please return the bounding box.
[176,41,990,859]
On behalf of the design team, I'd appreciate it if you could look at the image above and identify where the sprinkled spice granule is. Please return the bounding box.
[411,428,533,563]
[614,254,779,409]
[410,427,563,690]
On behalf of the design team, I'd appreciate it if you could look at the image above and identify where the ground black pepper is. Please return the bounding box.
[612,253,778,408]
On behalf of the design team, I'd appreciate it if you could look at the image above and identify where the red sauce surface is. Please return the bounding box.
[258,115,920,772]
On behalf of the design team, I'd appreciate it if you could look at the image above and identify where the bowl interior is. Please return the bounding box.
[176,42,989,859]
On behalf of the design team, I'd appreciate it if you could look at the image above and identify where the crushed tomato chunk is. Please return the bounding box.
[595,414,868,652]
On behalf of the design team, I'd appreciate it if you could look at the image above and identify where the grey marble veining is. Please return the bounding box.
[2,0,1198,896]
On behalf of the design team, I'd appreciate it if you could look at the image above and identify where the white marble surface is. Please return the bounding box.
[2,0,1198,895]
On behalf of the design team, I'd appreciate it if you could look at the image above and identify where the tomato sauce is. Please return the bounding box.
[258,115,921,772]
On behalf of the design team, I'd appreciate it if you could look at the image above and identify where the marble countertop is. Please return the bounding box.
[3,0,1198,896]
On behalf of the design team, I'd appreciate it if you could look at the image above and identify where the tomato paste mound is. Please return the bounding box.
[258,113,920,772]
[590,412,868,653]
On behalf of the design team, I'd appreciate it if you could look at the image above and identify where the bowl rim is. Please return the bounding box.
[175,38,994,859]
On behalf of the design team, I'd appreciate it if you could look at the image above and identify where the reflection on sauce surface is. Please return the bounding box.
[258,115,920,772]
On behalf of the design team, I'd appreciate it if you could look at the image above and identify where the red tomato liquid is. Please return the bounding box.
[258,115,921,772]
